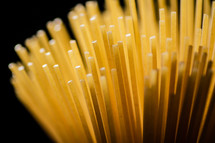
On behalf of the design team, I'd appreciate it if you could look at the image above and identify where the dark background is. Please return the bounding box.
[3,0,104,142]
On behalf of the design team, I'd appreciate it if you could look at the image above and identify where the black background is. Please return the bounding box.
[3,0,104,142]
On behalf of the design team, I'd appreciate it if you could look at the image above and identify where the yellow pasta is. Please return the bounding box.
[9,0,215,142]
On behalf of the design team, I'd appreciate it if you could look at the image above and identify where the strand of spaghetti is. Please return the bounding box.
[80,24,94,57]
[208,7,215,60]
[137,0,147,35]
[201,14,209,48]
[30,63,70,142]
[68,12,88,63]
[54,18,71,49]
[92,40,104,68]
[75,66,100,134]
[159,9,166,53]
[84,51,93,73]
[175,47,193,139]
[75,65,95,99]
[91,36,120,132]
[204,0,211,16]
[158,0,165,9]
[109,25,117,44]
[48,30,73,81]
[192,52,199,71]
[54,65,86,133]
[106,0,123,38]
[182,37,191,70]
[86,73,107,143]
[67,49,86,81]
[180,0,187,61]
[86,1,103,25]
[28,63,65,142]
[150,69,159,143]
[133,41,144,125]
[147,53,153,78]
[197,46,203,61]
[79,78,102,143]
[27,63,54,115]
[198,67,215,142]
[161,52,169,68]
[14,44,31,68]
[36,30,51,52]
[187,0,194,44]
[111,69,128,142]
[156,67,168,143]
[42,64,76,142]
[194,0,203,47]
[89,16,103,49]
[100,75,118,143]
[128,0,140,50]
[100,67,122,143]
[66,48,96,141]
[53,64,87,142]
[125,16,144,101]
[145,0,158,36]
[38,48,48,65]
[112,44,126,103]
[191,53,208,116]
[106,31,116,68]
[150,36,158,69]
[143,76,154,143]
[169,52,178,95]
[198,83,215,143]
[118,41,136,142]
[183,45,193,92]
[74,5,91,35]
[11,64,45,113]
[79,12,92,33]
[54,66,74,101]
[170,0,178,12]
[74,4,86,16]
[48,21,66,54]
[171,12,177,53]
[70,40,85,69]
[194,28,202,52]
[117,17,126,42]
[187,68,213,143]
[102,11,111,27]
[173,62,185,141]
[49,40,65,68]
[11,75,64,142]
[141,35,150,76]
[125,33,141,142]
[88,57,111,143]
[166,38,173,66]
[162,67,170,142]
[176,68,198,143]
[52,19,71,52]
[43,64,69,115]
[100,25,113,70]
[112,44,134,142]
[164,61,181,143]
[67,80,96,143]
[25,37,44,65]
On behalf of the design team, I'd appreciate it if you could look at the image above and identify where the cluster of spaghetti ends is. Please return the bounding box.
[9,0,215,143]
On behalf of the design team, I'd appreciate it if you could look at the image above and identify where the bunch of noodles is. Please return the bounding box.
[9,0,215,142]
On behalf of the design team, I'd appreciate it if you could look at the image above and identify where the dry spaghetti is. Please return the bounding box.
[9,0,215,142]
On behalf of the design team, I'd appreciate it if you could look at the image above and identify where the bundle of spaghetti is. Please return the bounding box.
[9,0,215,142]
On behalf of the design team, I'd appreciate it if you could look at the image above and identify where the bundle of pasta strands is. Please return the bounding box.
[9,0,215,142]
